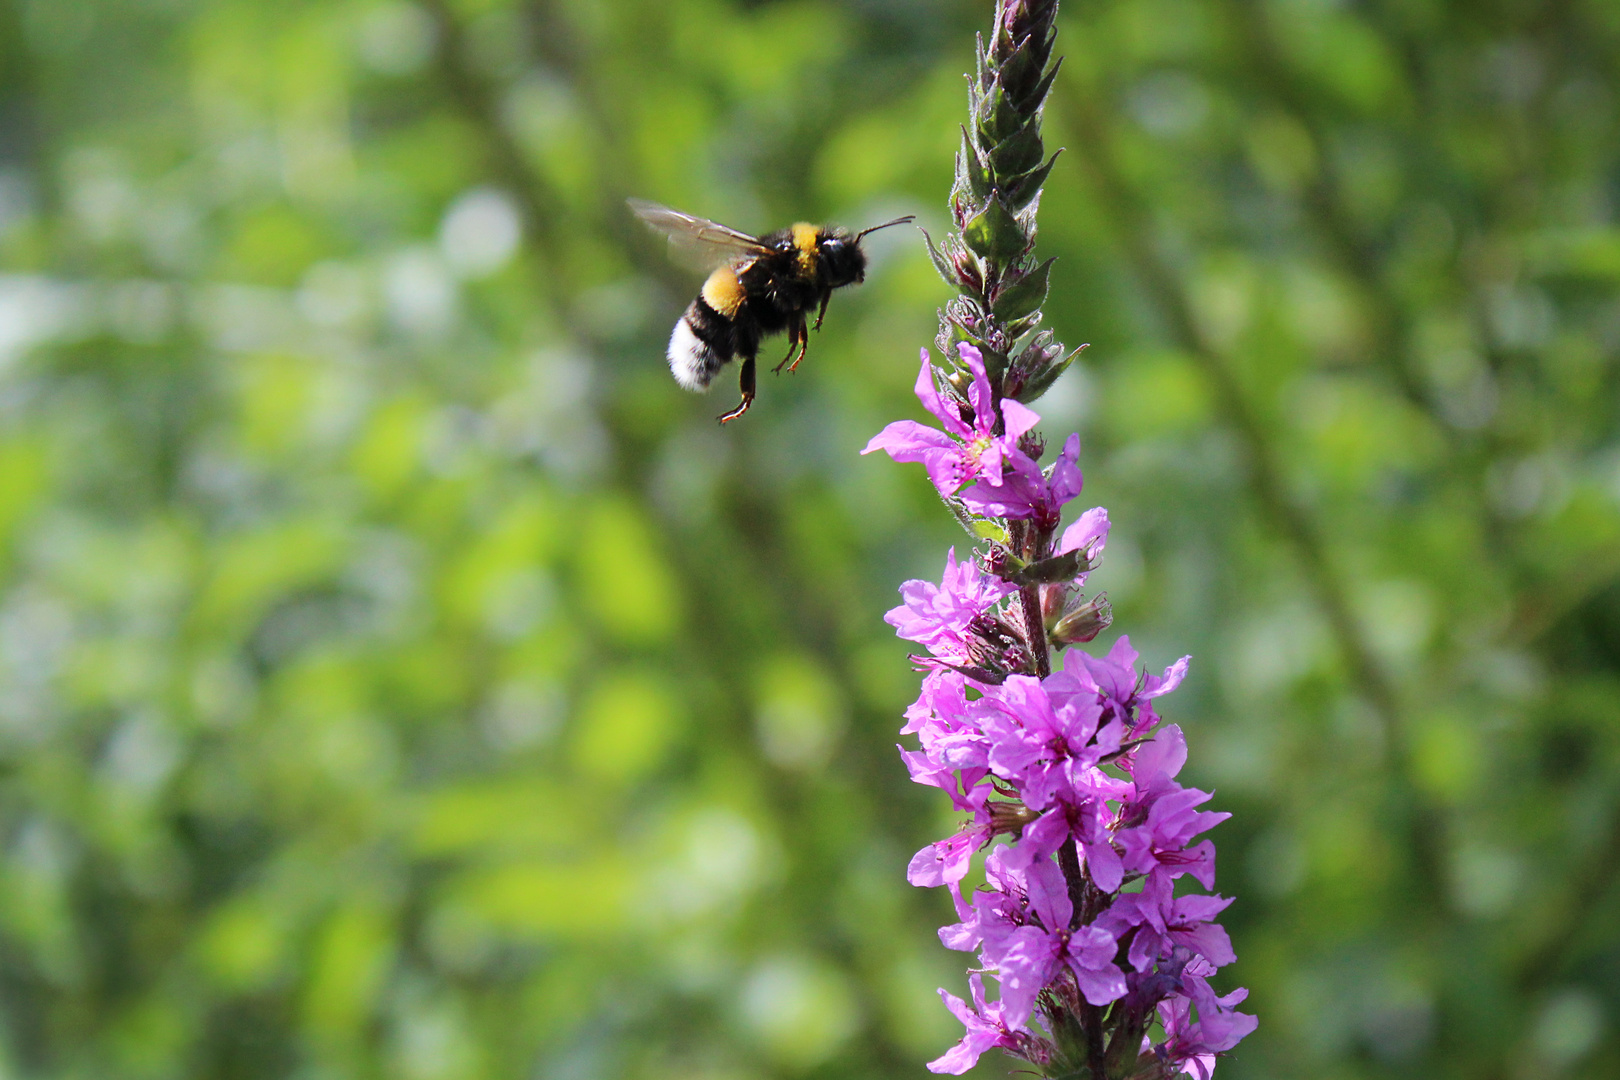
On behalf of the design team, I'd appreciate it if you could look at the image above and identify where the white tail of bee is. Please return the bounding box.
[668,318,720,391]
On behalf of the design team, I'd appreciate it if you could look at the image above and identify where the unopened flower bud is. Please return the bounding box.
[991,611,1026,647]
[1041,582,1069,629]
[1051,592,1113,645]
[955,254,983,292]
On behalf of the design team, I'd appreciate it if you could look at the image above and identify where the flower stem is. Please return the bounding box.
[1022,584,1051,678]
[1058,836,1087,929]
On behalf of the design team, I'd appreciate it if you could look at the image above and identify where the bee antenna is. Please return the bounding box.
[855,215,917,242]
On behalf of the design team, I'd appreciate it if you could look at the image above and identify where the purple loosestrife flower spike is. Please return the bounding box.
[865,3,1254,1076]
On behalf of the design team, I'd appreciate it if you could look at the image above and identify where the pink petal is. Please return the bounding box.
[1144,654,1191,698]
[1059,506,1110,558]
[863,419,957,460]
[958,344,994,430]
[1000,397,1041,443]
[915,349,973,439]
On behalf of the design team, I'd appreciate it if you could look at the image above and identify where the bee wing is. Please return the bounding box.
[629,198,772,273]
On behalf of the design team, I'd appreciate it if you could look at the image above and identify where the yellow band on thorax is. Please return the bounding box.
[791,223,819,273]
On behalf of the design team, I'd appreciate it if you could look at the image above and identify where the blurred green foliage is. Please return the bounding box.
[1,1,1619,1079]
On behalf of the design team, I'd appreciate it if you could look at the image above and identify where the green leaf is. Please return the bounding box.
[991,257,1055,321]
[982,83,1021,143]
[963,196,1027,262]
[1002,149,1063,211]
[960,126,991,200]
[1006,548,1091,587]
[971,519,1010,544]
[918,227,960,286]
[989,118,1044,177]
[997,36,1041,101]
[1025,57,1063,115]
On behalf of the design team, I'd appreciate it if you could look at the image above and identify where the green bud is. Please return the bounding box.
[992,257,1055,321]
[997,35,1044,101]
[963,196,1027,262]
[982,83,1023,143]
[1052,593,1113,645]
[1015,343,1087,404]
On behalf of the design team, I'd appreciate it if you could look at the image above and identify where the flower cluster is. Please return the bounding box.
[868,2,1252,1073]
[865,345,1255,1078]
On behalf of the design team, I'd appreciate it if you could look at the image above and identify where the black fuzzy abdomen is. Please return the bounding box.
[678,293,761,381]
[685,296,737,362]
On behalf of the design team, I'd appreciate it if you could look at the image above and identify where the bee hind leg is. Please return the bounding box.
[812,290,830,331]
[718,356,756,423]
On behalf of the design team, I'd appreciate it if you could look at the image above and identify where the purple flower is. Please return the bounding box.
[960,671,1132,889]
[1059,506,1110,561]
[907,782,997,886]
[1004,791,1128,893]
[902,670,993,776]
[974,673,1110,810]
[886,548,1016,665]
[959,431,1083,524]
[866,275,1251,1068]
[864,345,1040,500]
[909,828,990,888]
[1125,721,1194,802]
[899,745,988,811]
[1105,869,1236,973]
[1113,725,1230,888]
[1047,635,1191,735]
[986,858,1126,1028]
[927,974,1023,1074]
[1151,965,1258,1080]
[938,846,1029,954]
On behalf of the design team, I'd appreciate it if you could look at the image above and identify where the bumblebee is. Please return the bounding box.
[630,199,915,422]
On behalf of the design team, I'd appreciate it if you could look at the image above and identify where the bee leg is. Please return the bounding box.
[772,321,800,373]
[772,317,806,374]
[718,356,756,423]
[784,315,810,373]
[784,312,810,375]
[812,289,831,332]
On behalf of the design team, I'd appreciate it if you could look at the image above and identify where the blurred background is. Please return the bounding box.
[1,0,1618,1078]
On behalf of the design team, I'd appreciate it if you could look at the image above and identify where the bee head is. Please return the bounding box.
[825,213,917,288]
[818,231,867,287]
